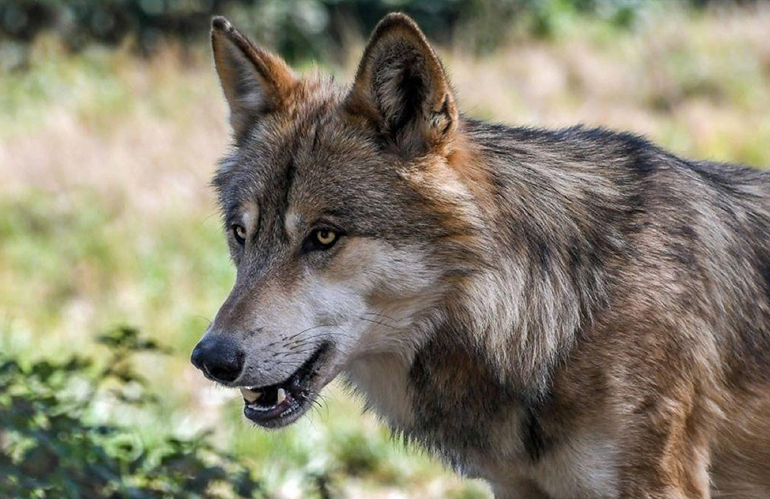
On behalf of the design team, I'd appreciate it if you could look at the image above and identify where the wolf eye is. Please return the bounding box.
[316,229,337,246]
[232,224,247,245]
[303,228,339,252]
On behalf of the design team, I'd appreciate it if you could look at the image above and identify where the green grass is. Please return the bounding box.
[2,4,770,498]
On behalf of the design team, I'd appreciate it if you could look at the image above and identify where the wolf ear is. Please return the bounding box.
[345,13,458,156]
[211,17,296,138]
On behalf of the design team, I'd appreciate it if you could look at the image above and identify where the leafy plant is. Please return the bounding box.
[0,326,264,499]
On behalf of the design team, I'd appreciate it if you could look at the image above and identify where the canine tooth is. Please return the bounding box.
[276,388,286,404]
[240,387,261,403]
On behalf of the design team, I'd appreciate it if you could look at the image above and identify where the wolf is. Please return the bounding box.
[191,13,770,498]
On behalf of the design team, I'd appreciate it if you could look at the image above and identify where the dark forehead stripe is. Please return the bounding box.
[274,102,340,217]
[257,107,336,243]
[280,158,297,220]
[215,95,333,213]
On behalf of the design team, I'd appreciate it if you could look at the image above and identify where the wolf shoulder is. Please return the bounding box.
[466,121,770,224]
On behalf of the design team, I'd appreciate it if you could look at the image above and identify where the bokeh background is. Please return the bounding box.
[2,0,770,498]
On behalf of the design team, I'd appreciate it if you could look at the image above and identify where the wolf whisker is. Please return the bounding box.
[357,317,399,330]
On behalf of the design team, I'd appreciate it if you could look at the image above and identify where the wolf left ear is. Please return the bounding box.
[345,13,458,156]
[211,17,297,138]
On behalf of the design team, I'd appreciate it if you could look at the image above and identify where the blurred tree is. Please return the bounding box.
[0,0,730,61]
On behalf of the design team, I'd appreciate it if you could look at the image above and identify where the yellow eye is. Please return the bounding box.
[232,224,247,244]
[316,229,337,246]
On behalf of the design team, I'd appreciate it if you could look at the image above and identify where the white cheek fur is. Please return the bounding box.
[299,240,446,359]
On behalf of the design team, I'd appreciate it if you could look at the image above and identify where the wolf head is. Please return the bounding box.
[190,13,490,428]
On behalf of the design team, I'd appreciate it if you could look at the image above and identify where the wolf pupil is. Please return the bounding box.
[232,224,246,244]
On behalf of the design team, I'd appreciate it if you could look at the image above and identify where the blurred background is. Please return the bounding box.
[1,0,770,497]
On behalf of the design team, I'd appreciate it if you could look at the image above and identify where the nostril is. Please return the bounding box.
[190,343,206,370]
[209,364,238,382]
[190,337,244,384]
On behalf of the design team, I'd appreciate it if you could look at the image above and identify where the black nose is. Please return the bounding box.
[190,336,244,383]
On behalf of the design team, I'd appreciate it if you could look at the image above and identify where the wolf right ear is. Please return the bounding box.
[345,13,458,157]
[211,17,296,138]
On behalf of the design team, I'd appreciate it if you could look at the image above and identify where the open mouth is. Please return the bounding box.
[239,342,330,428]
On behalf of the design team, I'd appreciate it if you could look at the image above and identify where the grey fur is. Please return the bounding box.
[197,13,770,498]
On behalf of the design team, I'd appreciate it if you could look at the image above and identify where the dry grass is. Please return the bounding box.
[2,4,770,498]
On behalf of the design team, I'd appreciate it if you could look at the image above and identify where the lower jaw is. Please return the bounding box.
[241,343,335,428]
[243,400,309,428]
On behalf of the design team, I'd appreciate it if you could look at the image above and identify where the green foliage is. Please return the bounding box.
[0,326,263,499]
[525,0,646,39]
[0,0,715,61]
